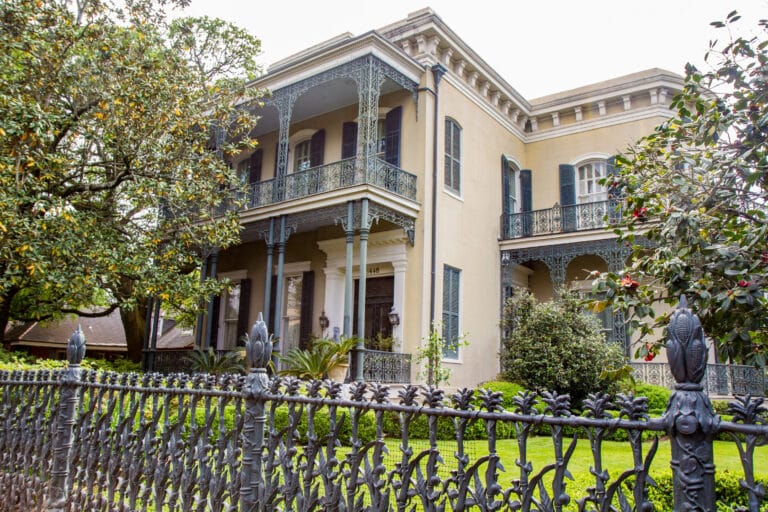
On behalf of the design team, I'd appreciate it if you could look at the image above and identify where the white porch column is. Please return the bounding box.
[323,268,345,338]
[391,260,407,352]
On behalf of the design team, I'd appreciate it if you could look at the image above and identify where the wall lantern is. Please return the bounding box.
[501,251,511,267]
[318,311,330,330]
[388,306,400,327]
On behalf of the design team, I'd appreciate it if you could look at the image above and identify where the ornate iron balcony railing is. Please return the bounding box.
[216,157,417,216]
[501,199,622,239]
[361,349,411,383]
[631,361,766,396]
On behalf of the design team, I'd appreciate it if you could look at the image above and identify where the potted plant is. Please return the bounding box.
[279,336,357,380]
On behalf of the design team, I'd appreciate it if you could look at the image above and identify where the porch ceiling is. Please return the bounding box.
[250,77,407,137]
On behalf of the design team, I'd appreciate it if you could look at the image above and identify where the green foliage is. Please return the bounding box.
[278,337,357,380]
[365,333,394,352]
[272,405,377,446]
[591,13,768,366]
[0,0,263,360]
[632,382,671,413]
[647,470,768,511]
[0,344,139,372]
[416,325,469,387]
[186,348,245,375]
[475,381,526,411]
[501,289,626,405]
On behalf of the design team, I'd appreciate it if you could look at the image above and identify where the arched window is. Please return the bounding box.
[293,139,312,173]
[576,160,608,203]
[444,118,461,194]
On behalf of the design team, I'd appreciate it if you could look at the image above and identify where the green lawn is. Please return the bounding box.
[378,436,767,509]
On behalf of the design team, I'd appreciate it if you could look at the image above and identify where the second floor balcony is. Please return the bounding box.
[218,156,417,217]
[501,199,622,240]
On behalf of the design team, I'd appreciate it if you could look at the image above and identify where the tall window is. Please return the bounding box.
[576,160,608,203]
[444,119,461,194]
[442,265,461,359]
[294,140,312,172]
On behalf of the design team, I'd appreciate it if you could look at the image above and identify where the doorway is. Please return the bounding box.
[353,276,394,346]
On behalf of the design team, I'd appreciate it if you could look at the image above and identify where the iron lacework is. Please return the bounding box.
[1,302,767,511]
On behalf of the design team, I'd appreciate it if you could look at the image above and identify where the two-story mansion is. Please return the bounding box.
[190,8,683,388]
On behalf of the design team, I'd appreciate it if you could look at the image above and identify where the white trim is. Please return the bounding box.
[219,270,248,281]
[279,261,312,275]
[569,152,612,166]
[216,269,247,350]
[288,129,317,145]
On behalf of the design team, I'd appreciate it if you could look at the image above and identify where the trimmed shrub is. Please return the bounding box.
[647,470,768,511]
[632,382,671,412]
[501,290,626,405]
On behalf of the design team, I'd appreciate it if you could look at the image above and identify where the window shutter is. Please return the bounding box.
[559,163,577,232]
[209,295,221,349]
[341,122,358,159]
[501,156,511,214]
[273,143,279,175]
[441,266,460,359]
[519,170,532,212]
[559,164,576,206]
[606,156,619,198]
[299,271,315,349]
[268,275,277,335]
[385,106,402,166]
[310,129,325,167]
[236,279,251,346]
[519,169,533,237]
[248,150,262,184]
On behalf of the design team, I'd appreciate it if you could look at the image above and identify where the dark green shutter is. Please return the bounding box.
[273,143,279,175]
[441,266,460,359]
[501,156,511,214]
[210,295,221,349]
[520,170,532,212]
[606,156,621,222]
[559,164,576,205]
[559,164,577,232]
[299,271,314,350]
[236,279,251,346]
[310,129,325,167]
[268,275,277,334]
[341,122,357,159]
[248,150,262,184]
[385,106,402,166]
[520,169,532,237]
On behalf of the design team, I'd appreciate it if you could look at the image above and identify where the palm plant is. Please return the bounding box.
[279,337,357,380]
[186,348,245,375]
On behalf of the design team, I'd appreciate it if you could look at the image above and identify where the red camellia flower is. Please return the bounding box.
[632,207,648,221]
[737,280,752,287]
[621,274,640,290]
[644,343,656,361]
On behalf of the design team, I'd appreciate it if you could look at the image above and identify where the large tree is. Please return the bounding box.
[0,0,263,359]
[592,12,768,366]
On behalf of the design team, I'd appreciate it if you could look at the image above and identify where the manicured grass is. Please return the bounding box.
[380,436,767,507]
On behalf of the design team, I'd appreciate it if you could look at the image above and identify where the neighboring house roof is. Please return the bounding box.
[6,310,193,352]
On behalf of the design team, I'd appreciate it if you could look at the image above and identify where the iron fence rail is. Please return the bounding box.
[1,301,767,511]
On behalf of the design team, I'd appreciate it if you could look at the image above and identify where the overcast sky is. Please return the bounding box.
[176,0,767,99]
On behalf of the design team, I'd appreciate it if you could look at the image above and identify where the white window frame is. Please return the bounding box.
[570,153,611,204]
[216,270,248,351]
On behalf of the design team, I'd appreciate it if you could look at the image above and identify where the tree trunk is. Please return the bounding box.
[120,300,148,363]
[0,286,20,345]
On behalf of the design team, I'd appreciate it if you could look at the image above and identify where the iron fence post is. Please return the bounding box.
[663,296,718,511]
[242,314,272,511]
[47,327,85,512]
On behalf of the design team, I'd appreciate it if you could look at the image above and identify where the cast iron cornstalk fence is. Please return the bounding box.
[1,302,767,511]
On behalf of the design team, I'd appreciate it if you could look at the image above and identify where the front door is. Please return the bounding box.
[353,276,394,346]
